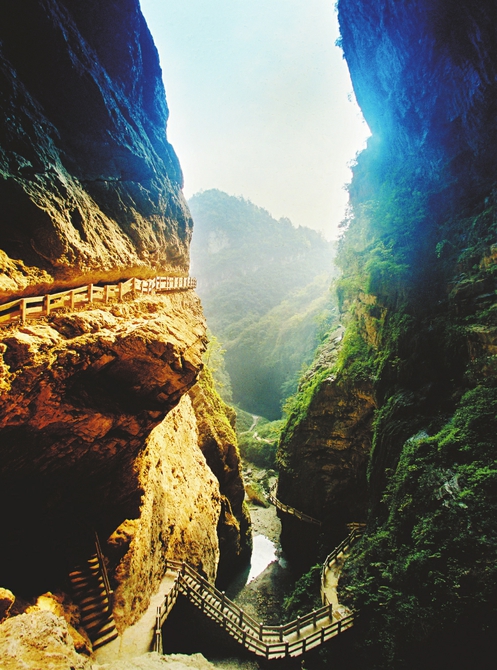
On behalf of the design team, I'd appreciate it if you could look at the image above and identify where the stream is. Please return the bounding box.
[207,470,298,667]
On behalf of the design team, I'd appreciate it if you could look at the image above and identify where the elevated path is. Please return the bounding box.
[152,528,363,660]
[0,275,196,326]
[267,484,322,526]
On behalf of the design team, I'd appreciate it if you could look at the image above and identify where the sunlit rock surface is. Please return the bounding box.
[0,0,192,300]
[0,292,206,593]
[0,611,91,670]
[110,394,221,631]
[189,370,252,582]
[0,1,252,667]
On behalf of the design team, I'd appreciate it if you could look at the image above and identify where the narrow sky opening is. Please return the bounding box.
[140,0,370,240]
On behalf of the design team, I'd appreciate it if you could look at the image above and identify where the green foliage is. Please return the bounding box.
[336,315,375,383]
[203,330,233,403]
[237,415,284,469]
[282,564,322,621]
[341,382,497,667]
[189,189,337,418]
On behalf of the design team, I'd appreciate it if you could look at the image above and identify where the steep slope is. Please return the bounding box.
[0,0,191,300]
[278,1,497,667]
[189,189,335,418]
[0,0,248,657]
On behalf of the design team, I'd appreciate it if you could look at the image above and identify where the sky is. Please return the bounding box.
[140,0,370,240]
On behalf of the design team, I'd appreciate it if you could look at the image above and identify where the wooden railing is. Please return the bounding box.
[321,525,365,606]
[94,531,114,610]
[0,276,197,327]
[267,484,322,526]
[153,543,357,659]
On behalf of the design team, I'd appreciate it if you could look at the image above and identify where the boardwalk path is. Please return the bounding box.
[0,275,196,326]
[267,484,322,526]
[152,527,363,660]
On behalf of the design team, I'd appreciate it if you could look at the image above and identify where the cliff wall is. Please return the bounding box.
[0,0,192,300]
[0,0,249,661]
[278,1,497,666]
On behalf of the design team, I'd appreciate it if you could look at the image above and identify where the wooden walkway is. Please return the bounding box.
[0,275,196,327]
[267,484,322,526]
[153,528,363,659]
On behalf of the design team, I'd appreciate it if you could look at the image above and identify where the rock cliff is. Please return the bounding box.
[0,0,192,301]
[278,0,497,666]
[0,0,249,664]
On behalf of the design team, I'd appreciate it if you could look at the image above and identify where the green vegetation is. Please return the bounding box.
[275,124,497,664]
[203,330,233,403]
[189,189,336,419]
[341,382,497,667]
[282,564,322,621]
[237,416,284,469]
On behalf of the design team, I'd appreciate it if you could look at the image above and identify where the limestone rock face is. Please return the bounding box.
[189,370,252,582]
[278,377,374,529]
[338,0,497,186]
[0,610,91,670]
[0,292,206,593]
[0,0,192,300]
[110,394,222,630]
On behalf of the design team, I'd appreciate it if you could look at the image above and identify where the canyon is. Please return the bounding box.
[1,1,497,669]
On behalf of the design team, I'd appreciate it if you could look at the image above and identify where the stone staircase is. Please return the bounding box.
[69,547,118,650]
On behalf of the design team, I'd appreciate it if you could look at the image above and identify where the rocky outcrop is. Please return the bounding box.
[277,330,375,565]
[109,394,222,631]
[0,292,206,594]
[0,610,91,670]
[189,369,252,583]
[0,0,192,300]
[0,1,252,667]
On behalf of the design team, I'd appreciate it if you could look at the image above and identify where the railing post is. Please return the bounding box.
[154,606,162,654]
[302,637,306,653]
[20,298,27,324]
[242,630,247,647]
[44,294,51,317]
[313,610,317,628]
[104,284,110,303]
[118,282,123,301]
[285,642,289,657]
[259,622,263,640]
[297,616,301,636]
[265,644,269,660]
[328,603,333,619]
[70,290,75,310]
[279,626,283,642]
[337,620,342,634]
[221,591,226,612]
[321,627,325,644]
[239,610,243,627]
[88,284,93,304]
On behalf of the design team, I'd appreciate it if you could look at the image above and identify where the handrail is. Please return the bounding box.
[153,531,359,659]
[267,484,322,526]
[321,525,365,606]
[0,275,197,327]
[94,531,113,610]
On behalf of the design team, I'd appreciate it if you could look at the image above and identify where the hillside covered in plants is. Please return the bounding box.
[277,1,497,667]
[189,189,336,419]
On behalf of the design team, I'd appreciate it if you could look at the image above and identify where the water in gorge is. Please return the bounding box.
[163,468,299,667]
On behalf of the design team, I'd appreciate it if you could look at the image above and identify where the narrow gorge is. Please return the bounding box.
[1,1,497,670]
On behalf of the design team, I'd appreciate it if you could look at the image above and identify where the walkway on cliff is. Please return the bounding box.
[267,484,322,526]
[0,275,197,327]
[150,527,363,661]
